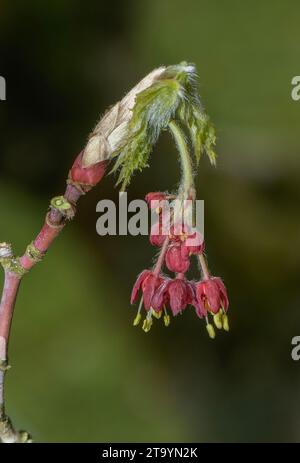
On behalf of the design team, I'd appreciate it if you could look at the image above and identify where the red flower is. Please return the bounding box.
[152,277,194,316]
[196,277,229,315]
[131,270,162,309]
[165,243,190,273]
[131,193,229,338]
[150,277,171,312]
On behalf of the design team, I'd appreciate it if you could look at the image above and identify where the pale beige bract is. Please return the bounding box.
[82,67,166,168]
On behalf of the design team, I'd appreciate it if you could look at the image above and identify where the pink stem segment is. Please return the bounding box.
[198,253,210,280]
[0,272,21,353]
[0,272,21,411]
[0,151,106,441]
[153,236,170,277]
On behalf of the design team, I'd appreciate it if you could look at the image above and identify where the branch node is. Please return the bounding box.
[0,257,27,278]
[0,407,32,443]
[50,196,76,220]
[45,212,65,229]
[25,242,45,264]
[0,359,11,372]
[66,178,91,194]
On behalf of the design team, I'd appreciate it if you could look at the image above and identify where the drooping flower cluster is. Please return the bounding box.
[131,193,229,339]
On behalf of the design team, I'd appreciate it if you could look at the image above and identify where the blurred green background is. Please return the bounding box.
[0,0,300,442]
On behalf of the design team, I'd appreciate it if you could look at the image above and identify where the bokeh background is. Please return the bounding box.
[0,0,300,442]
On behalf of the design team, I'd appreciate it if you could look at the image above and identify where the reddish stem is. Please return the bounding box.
[0,156,106,440]
[198,253,210,280]
[0,272,21,352]
[153,236,170,277]
[19,184,82,271]
[0,271,21,416]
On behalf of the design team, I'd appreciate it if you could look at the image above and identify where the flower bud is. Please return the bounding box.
[165,244,190,273]
[149,222,167,247]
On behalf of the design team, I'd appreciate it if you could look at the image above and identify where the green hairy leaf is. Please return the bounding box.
[112,62,217,190]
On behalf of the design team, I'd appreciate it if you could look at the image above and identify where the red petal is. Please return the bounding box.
[186,281,196,304]
[142,274,161,309]
[193,298,207,318]
[196,279,221,314]
[130,270,151,304]
[151,278,170,312]
[213,277,229,312]
[168,279,189,316]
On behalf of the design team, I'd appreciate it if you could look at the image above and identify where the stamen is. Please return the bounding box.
[133,312,142,326]
[142,310,153,333]
[205,316,216,339]
[222,313,229,332]
[163,306,170,327]
[151,308,162,319]
[213,310,223,330]
[133,297,144,326]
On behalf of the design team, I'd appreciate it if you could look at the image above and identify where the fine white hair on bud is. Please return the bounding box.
[182,64,196,73]
[0,243,13,259]
[82,66,166,168]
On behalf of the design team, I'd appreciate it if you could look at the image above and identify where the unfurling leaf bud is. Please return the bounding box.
[82,67,166,169]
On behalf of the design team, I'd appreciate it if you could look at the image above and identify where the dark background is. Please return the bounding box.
[0,0,300,442]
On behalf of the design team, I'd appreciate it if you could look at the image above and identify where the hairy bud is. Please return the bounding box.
[82,67,166,168]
